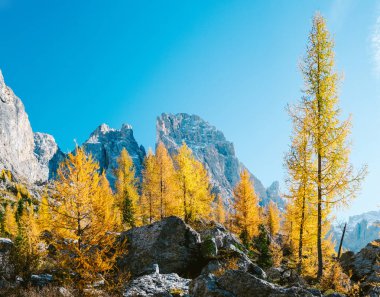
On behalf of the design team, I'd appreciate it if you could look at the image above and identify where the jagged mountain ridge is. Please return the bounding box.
[157,113,284,208]
[0,70,283,209]
[81,123,146,185]
[333,210,380,252]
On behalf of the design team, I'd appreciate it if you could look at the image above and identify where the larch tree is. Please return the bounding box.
[299,13,366,278]
[214,194,226,225]
[3,204,17,238]
[38,192,52,232]
[232,169,261,246]
[115,148,140,228]
[174,143,213,223]
[141,150,160,224]
[48,148,122,290]
[13,205,42,280]
[266,200,280,238]
[155,142,179,218]
[285,105,317,274]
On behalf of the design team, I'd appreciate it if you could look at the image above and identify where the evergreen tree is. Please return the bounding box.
[253,224,273,269]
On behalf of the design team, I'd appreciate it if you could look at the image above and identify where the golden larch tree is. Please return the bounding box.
[214,194,226,225]
[266,200,280,238]
[155,142,180,218]
[48,148,121,290]
[301,13,366,278]
[232,169,261,246]
[115,148,140,228]
[174,143,213,223]
[3,204,17,238]
[141,149,160,224]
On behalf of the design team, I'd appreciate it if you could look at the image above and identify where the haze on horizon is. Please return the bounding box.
[0,0,379,219]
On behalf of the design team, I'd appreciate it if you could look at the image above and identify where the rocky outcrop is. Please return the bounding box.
[190,270,314,297]
[156,113,284,208]
[340,239,380,295]
[33,132,65,180]
[123,267,191,297]
[82,123,146,185]
[119,216,203,278]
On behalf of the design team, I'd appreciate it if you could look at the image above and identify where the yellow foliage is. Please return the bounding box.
[48,148,122,290]
[266,201,280,237]
[214,194,226,225]
[232,169,261,245]
[174,143,213,223]
[115,148,140,228]
[38,192,52,232]
[3,204,17,238]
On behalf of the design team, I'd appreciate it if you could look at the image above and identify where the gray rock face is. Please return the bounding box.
[33,132,65,180]
[0,238,14,280]
[156,113,284,208]
[82,123,146,185]
[0,70,64,184]
[0,71,44,183]
[123,270,191,297]
[119,216,203,278]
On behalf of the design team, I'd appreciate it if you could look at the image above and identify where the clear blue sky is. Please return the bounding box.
[0,1,379,218]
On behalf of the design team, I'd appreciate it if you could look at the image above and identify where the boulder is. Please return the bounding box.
[123,269,190,297]
[119,216,203,278]
[0,238,14,279]
[197,221,266,279]
[340,239,380,295]
[190,270,314,297]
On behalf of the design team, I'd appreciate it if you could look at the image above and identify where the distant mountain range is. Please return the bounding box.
[332,210,380,252]
[0,70,282,208]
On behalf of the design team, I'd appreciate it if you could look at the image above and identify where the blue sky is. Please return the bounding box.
[0,1,379,218]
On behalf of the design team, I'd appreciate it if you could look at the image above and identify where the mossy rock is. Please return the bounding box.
[201,237,218,259]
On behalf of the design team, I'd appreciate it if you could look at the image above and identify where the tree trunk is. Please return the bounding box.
[298,192,306,274]
[337,223,347,259]
[317,152,323,279]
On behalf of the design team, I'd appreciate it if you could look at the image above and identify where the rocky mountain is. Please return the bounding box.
[81,123,146,185]
[0,70,60,183]
[333,210,380,253]
[157,113,284,208]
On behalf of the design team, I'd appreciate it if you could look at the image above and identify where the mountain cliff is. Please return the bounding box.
[0,70,60,183]
[157,113,284,208]
[81,123,146,185]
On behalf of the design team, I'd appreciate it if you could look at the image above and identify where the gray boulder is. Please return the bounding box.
[190,270,314,297]
[123,269,190,297]
[0,238,14,280]
[340,239,380,295]
[119,216,203,277]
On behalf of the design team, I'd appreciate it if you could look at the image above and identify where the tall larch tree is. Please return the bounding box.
[300,13,366,278]
[115,148,140,228]
[174,143,213,223]
[285,106,317,274]
[266,200,280,238]
[155,142,179,218]
[232,169,261,246]
[38,192,52,232]
[48,148,122,290]
[141,150,159,224]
